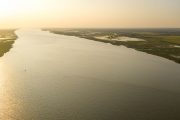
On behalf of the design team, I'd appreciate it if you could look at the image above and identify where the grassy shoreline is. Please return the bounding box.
[0,29,17,57]
[45,28,180,64]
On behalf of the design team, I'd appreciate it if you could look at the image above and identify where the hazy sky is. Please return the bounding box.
[0,0,180,28]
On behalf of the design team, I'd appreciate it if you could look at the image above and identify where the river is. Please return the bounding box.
[0,29,180,120]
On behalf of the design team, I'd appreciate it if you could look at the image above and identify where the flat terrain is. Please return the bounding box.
[0,30,17,57]
[46,28,180,63]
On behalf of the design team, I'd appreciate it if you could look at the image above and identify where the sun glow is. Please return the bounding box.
[0,0,180,28]
[0,0,50,17]
[0,1,17,17]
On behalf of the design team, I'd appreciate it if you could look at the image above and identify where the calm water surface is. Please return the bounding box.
[0,29,180,120]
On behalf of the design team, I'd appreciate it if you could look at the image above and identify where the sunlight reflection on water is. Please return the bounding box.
[0,29,180,120]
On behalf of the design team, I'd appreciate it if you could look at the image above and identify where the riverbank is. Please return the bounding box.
[0,29,17,57]
[46,28,180,63]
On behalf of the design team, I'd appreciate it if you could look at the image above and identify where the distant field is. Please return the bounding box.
[158,36,180,45]
[46,28,180,63]
[128,31,180,45]
[0,30,17,39]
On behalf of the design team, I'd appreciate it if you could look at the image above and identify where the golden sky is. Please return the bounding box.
[0,0,180,28]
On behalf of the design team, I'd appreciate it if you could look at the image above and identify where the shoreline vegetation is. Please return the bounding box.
[45,28,180,64]
[0,29,17,57]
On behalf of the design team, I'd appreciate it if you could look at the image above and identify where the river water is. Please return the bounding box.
[0,29,180,120]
